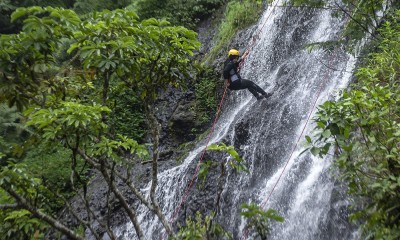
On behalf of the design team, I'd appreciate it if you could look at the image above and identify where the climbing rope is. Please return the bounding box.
[239,0,280,68]
[261,54,339,209]
[239,2,354,236]
[240,44,341,240]
[160,1,282,239]
[160,84,228,239]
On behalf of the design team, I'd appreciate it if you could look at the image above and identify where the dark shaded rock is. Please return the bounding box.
[169,100,198,142]
[174,150,227,227]
[234,120,250,150]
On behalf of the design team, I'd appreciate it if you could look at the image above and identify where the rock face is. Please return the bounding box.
[168,98,198,142]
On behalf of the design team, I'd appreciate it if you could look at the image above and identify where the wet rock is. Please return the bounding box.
[234,120,250,150]
[169,100,198,142]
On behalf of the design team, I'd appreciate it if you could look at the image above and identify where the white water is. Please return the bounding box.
[116,1,359,239]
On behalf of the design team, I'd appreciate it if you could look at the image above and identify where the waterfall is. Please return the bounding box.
[116,0,359,239]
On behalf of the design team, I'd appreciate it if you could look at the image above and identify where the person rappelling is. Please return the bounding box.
[223,49,272,100]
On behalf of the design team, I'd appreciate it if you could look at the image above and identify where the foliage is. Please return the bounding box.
[0,207,48,240]
[287,0,400,52]
[207,142,249,173]
[204,0,263,64]
[0,6,82,110]
[73,0,131,15]
[134,0,226,29]
[0,165,50,240]
[0,0,17,34]
[306,10,400,239]
[194,65,219,124]
[23,144,87,200]
[198,143,283,239]
[0,104,27,143]
[27,102,109,141]
[198,160,215,188]
[0,6,201,239]
[0,104,32,166]
[170,211,232,240]
[108,88,146,142]
[240,203,284,239]
[67,10,200,103]
[0,0,131,33]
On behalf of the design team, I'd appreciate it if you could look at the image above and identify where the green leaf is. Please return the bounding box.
[344,127,350,139]
[142,18,159,26]
[322,129,331,138]
[310,147,320,156]
[317,121,325,129]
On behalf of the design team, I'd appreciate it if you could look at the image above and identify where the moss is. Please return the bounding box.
[204,0,264,64]
[193,65,220,125]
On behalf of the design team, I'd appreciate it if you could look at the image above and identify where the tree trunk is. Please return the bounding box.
[99,160,145,240]
[146,104,173,235]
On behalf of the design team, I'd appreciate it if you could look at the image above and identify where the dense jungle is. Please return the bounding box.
[0,0,399,239]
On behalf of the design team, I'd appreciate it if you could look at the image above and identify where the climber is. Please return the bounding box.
[223,49,272,100]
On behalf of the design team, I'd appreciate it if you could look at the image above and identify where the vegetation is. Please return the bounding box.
[171,212,232,240]
[306,9,400,240]
[108,88,146,142]
[0,0,131,34]
[286,0,400,51]
[0,0,267,238]
[0,6,200,240]
[204,0,263,64]
[133,0,226,29]
[172,206,284,240]
[73,0,131,15]
[240,203,284,239]
[1,0,397,239]
[193,66,219,125]
[0,104,25,147]
[0,171,48,240]
[174,142,283,239]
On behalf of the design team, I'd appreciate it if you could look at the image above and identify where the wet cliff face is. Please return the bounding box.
[116,1,360,239]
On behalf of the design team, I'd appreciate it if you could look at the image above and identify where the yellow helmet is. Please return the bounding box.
[228,49,240,57]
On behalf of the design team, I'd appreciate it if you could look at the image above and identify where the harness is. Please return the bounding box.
[229,61,240,82]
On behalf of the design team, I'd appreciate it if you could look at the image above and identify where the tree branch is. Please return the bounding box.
[0,203,21,210]
[146,105,173,235]
[113,168,154,211]
[76,132,172,237]
[105,167,118,240]
[77,149,101,168]
[333,1,378,40]
[99,159,145,240]
[4,187,84,240]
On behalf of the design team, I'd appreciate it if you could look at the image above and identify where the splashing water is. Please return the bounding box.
[116,0,360,239]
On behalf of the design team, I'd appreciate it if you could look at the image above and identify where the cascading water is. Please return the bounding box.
[117,1,360,239]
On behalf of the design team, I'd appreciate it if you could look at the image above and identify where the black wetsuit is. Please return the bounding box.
[223,58,267,98]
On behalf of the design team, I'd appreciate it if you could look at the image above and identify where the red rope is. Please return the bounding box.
[239,1,279,69]
[163,1,280,238]
[240,48,339,240]
[161,84,229,239]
